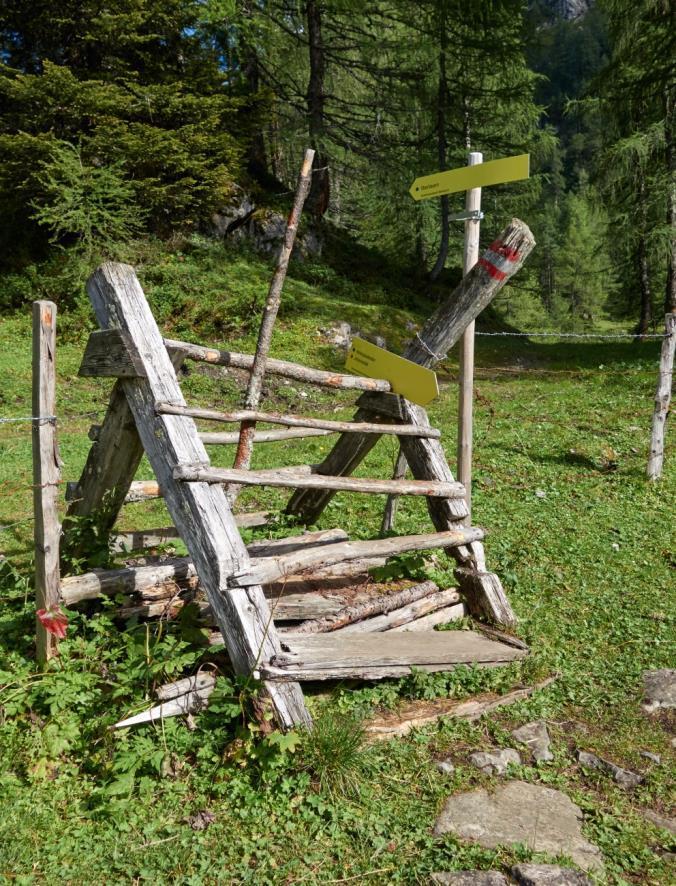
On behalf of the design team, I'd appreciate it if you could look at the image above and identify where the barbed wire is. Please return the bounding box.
[0,410,101,429]
[474,331,669,340]
[0,415,56,425]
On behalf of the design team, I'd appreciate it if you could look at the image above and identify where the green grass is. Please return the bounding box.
[0,239,674,883]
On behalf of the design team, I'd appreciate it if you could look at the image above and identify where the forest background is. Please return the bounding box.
[0,0,674,334]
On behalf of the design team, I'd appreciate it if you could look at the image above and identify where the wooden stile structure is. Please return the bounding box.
[31,217,534,729]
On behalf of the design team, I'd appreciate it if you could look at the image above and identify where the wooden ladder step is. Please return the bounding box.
[229,527,484,587]
[156,402,440,438]
[260,630,527,681]
[173,464,465,499]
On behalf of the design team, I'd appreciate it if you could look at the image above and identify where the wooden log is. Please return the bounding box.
[78,328,146,378]
[163,337,392,393]
[62,529,350,604]
[175,464,464,498]
[261,630,527,681]
[647,313,676,479]
[113,526,181,551]
[124,480,161,502]
[457,151,483,524]
[86,262,310,729]
[156,672,217,701]
[32,301,61,662]
[380,447,408,534]
[230,527,484,587]
[114,686,215,729]
[387,602,466,632]
[285,218,535,527]
[231,149,314,496]
[364,676,555,742]
[201,428,333,445]
[292,580,439,634]
[156,402,440,438]
[336,588,460,634]
[453,567,517,627]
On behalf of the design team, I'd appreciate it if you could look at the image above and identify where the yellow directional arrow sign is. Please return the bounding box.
[346,338,439,406]
[409,153,529,201]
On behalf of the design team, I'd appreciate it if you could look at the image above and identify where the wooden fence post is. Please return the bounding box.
[32,300,61,662]
[457,151,483,524]
[647,312,676,479]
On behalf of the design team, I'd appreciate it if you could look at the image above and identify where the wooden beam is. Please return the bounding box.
[201,428,333,445]
[163,338,392,392]
[229,527,484,587]
[78,328,147,378]
[32,301,61,662]
[336,588,460,634]
[647,313,676,479]
[261,630,527,681]
[386,602,466,631]
[86,262,310,729]
[174,463,466,499]
[156,402,440,438]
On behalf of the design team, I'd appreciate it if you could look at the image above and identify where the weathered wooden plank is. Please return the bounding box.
[230,527,484,587]
[163,337,392,392]
[32,301,61,662]
[157,402,440,438]
[381,447,408,534]
[647,313,676,479]
[114,687,214,729]
[174,464,465,499]
[201,428,333,445]
[156,672,217,701]
[336,588,460,634]
[78,328,147,378]
[453,567,517,627]
[293,580,439,634]
[61,529,350,604]
[285,218,536,527]
[262,630,527,681]
[86,262,310,729]
[386,602,466,632]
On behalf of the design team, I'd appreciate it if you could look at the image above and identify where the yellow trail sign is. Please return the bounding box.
[409,153,529,201]
[346,338,438,406]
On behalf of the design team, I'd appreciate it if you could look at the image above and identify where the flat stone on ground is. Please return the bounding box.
[469,748,521,775]
[577,750,643,789]
[644,810,676,835]
[511,721,554,762]
[642,669,676,712]
[512,863,592,885]
[433,780,603,872]
[431,873,507,885]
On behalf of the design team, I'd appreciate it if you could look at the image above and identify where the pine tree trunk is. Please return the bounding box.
[305,0,330,218]
[665,87,676,314]
[636,170,653,338]
[428,7,449,284]
[242,0,268,177]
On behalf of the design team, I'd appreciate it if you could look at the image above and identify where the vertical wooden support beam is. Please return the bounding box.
[32,301,61,662]
[647,313,676,479]
[86,263,311,730]
[457,151,483,524]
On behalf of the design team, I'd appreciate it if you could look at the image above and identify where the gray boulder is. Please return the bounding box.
[511,863,592,885]
[511,721,554,762]
[432,873,507,885]
[642,669,676,713]
[469,748,521,775]
[577,750,643,789]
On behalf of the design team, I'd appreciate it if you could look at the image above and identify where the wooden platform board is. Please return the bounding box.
[261,630,527,681]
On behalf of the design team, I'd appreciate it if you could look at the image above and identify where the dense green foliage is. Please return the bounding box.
[0,0,673,328]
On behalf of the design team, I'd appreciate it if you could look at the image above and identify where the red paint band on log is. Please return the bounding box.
[488,239,521,262]
[478,257,507,281]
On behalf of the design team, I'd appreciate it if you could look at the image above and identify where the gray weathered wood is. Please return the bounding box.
[86,262,310,729]
[32,301,61,662]
[78,328,147,377]
[387,602,466,632]
[156,672,217,701]
[156,402,440,438]
[261,630,527,681]
[230,527,484,587]
[114,686,215,729]
[454,567,517,626]
[293,580,439,634]
[647,313,676,479]
[201,428,333,445]
[380,447,408,534]
[174,463,466,499]
[231,148,314,487]
[163,337,392,392]
[61,529,350,604]
[457,151,483,524]
[286,218,535,526]
[63,349,186,560]
[336,588,460,634]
